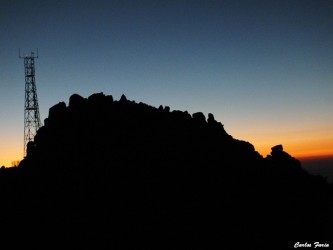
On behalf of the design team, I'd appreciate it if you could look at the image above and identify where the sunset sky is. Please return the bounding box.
[1,0,333,167]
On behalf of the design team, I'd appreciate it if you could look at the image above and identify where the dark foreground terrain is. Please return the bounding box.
[1,93,332,249]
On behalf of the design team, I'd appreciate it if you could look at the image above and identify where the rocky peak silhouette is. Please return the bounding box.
[1,92,331,249]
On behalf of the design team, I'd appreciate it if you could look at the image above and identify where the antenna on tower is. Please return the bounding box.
[19,49,42,156]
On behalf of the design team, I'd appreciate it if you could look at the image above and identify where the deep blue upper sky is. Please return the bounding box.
[1,0,333,165]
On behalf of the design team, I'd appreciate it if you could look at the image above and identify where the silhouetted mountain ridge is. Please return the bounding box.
[1,92,331,249]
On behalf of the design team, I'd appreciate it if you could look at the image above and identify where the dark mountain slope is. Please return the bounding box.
[1,93,331,249]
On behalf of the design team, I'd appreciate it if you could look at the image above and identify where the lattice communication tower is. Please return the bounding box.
[19,49,42,156]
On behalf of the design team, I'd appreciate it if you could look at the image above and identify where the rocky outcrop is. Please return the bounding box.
[0,92,331,250]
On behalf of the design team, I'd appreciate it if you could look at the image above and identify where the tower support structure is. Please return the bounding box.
[20,50,41,156]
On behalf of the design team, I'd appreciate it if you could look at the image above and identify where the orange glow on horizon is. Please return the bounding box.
[231,126,333,161]
[254,141,333,160]
[1,145,333,168]
[1,123,333,167]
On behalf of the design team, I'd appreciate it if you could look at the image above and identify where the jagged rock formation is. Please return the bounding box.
[0,93,331,249]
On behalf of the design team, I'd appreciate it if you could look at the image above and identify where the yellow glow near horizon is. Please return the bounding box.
[0,134,23,167]
[1,151,23,167]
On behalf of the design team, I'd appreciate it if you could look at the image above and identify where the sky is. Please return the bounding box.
[1,0,333,167]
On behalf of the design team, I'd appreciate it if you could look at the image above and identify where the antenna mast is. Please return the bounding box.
[19,49,42,156]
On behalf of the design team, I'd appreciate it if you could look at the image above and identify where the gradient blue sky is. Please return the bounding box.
[1,0,333,166]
